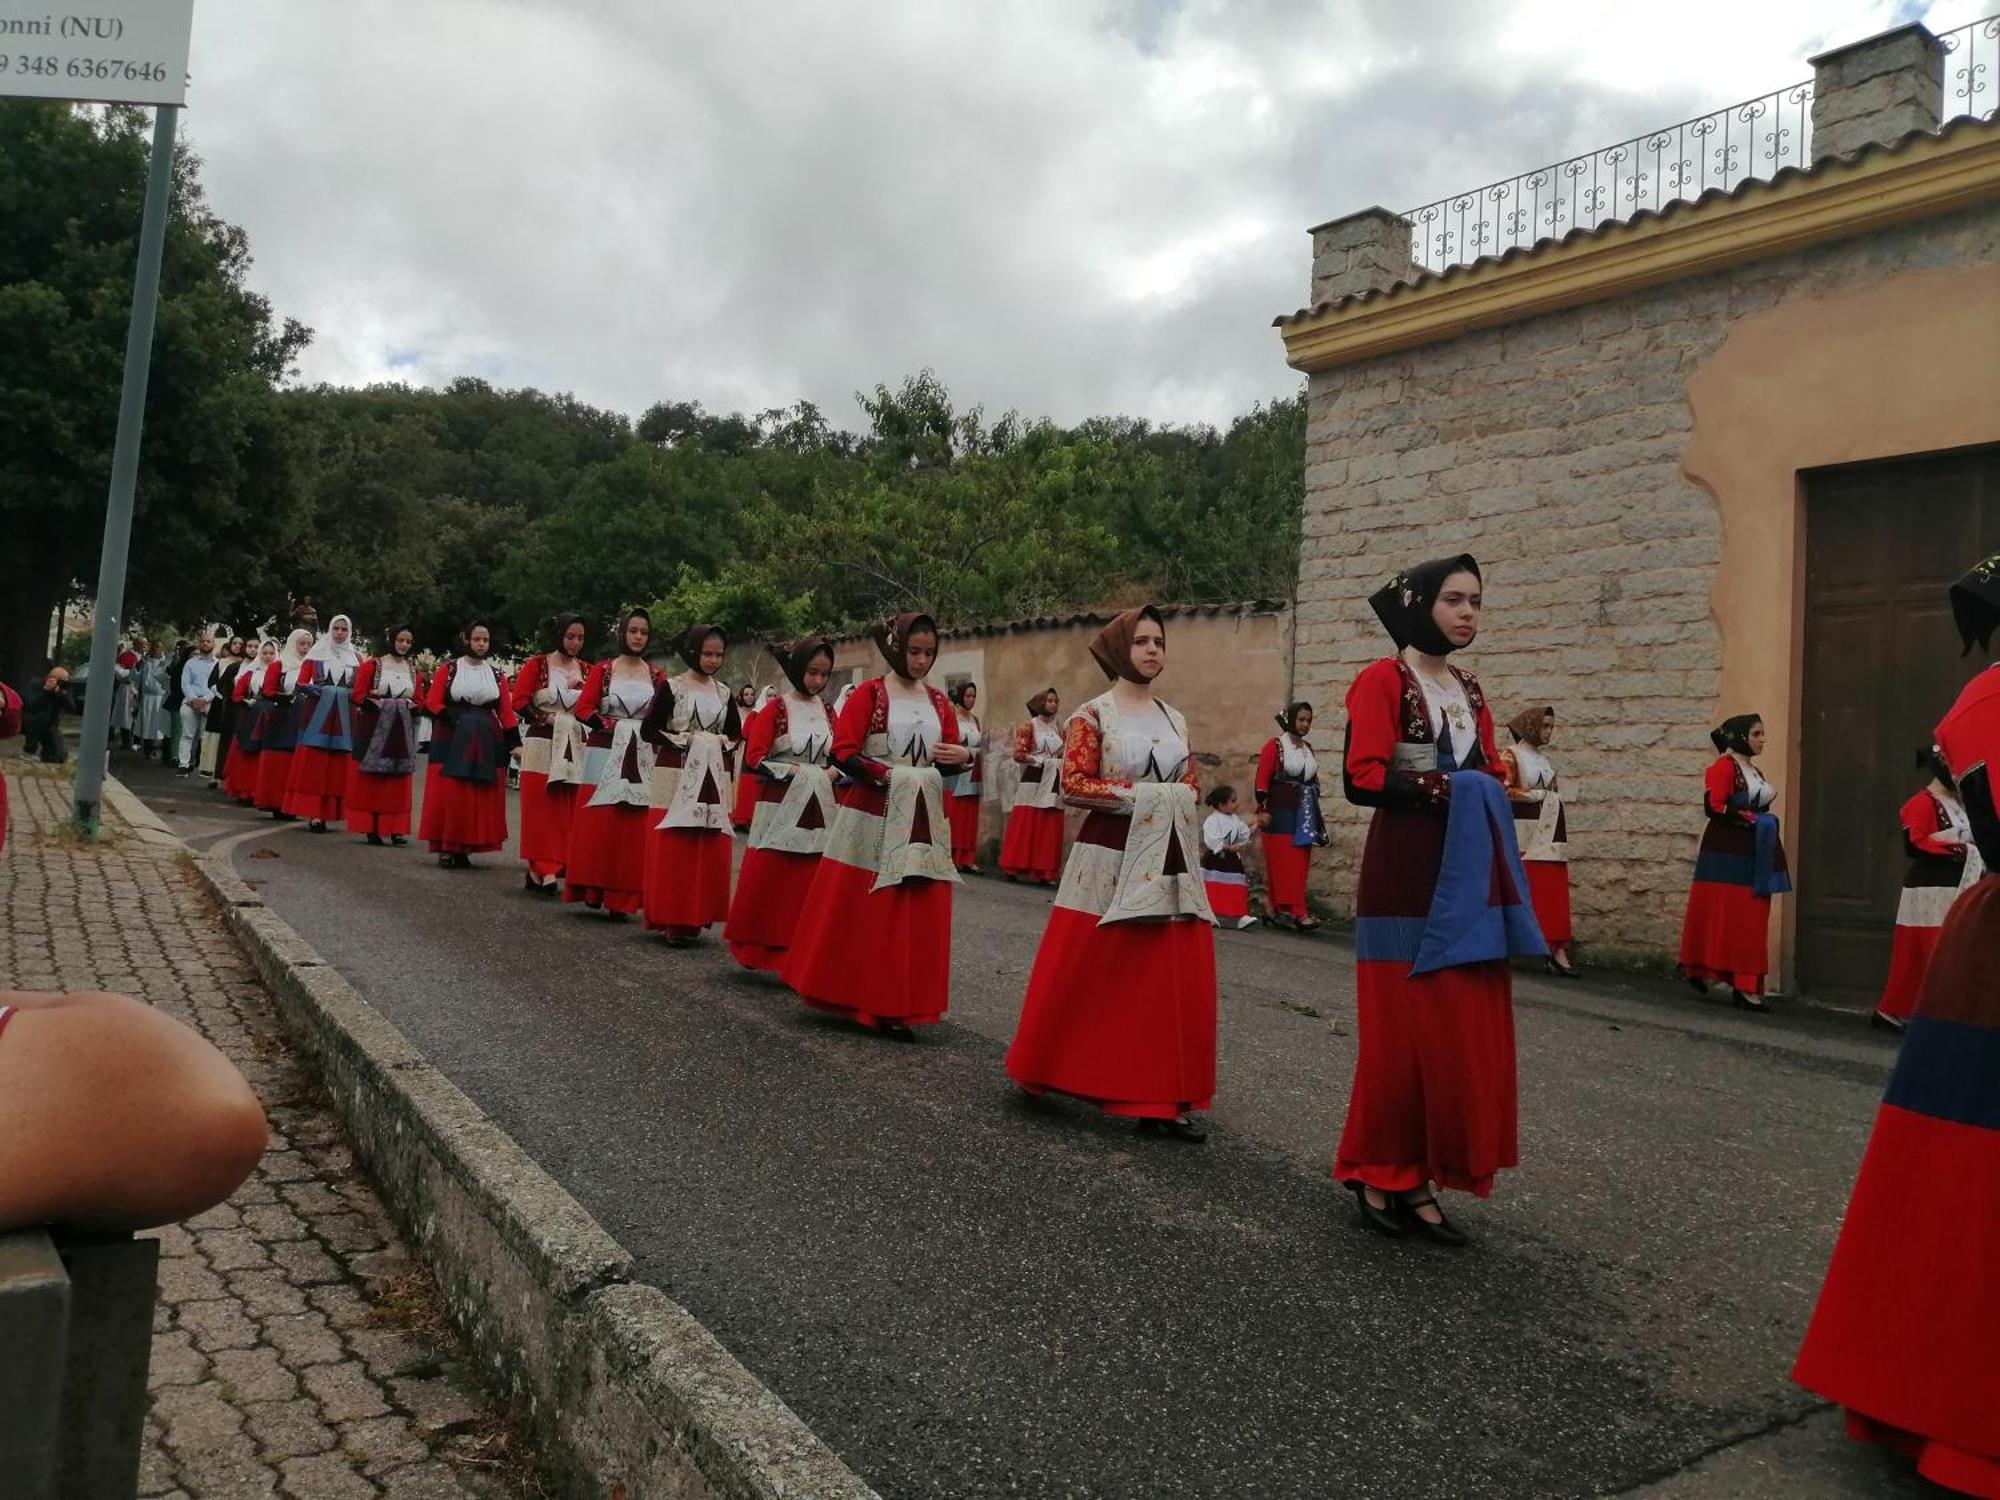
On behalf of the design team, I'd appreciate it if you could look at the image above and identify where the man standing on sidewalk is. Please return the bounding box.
[177,631,218,777]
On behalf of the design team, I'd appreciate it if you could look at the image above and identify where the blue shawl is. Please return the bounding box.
[1410,772,1549,976]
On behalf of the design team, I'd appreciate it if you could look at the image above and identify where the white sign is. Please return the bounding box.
[0,1,192,107]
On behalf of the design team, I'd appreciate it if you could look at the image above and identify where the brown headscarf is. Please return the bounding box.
[1509,705,1552,745]
[1088,606,1164,684]
[677,623,726,673]
[873,612,937,679]
[770,636,834,696]
[1026,687,1057,718]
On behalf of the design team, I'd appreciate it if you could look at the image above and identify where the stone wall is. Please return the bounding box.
[1294,204,2000,957]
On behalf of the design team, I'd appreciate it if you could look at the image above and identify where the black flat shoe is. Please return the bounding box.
[1871,1010,1907,1034]
[877,1023,918,1042]
[1139,1115,1208,1144]
[308,820,326,833]
[389,835,407,846]
[1296,918,1321,933]
[1686,976,1711,997]
[365,833,384,847]
[1401,1190,1470,1247]
[1545,957,1580,980]
[1349,1183,1408,1238]
[1731,989,1768,1013]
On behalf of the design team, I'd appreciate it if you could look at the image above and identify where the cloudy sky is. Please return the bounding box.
[182,0,1985,430]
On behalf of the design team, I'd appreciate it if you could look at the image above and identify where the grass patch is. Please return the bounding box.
[37,818,126,851]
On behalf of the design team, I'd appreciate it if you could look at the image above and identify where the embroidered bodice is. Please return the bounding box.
[884,683,944,762]
[670,675,730,735]
[774,694,831,764]
[1509,743,1555,791]
[536,654,585,712]
[602,666,655,719]
[372,658,415,699]
[448,660,501,706]
[1278,735,1318,781]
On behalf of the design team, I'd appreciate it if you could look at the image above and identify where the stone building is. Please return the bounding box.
[1277,20,2000,1000]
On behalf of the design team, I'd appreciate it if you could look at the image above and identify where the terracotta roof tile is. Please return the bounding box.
[830,599,1288,644]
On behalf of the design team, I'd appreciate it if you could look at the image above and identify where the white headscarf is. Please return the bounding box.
[307,613,362,681]
[277,628,315,690]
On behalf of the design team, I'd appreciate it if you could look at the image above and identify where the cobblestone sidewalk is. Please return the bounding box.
[1,769,538,1500]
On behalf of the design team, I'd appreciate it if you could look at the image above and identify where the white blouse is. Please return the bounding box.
[1105,700,1186,783]
[449,660,501,706]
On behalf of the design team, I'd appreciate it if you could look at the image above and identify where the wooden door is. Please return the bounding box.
[1798,446,1998,1005]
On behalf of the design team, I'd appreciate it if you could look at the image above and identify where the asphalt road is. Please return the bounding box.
[113,751,1940,1500]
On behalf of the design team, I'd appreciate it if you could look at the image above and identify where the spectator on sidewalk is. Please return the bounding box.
[135,639,171,760]
[0,990,268,1233]
[178,632,218,777]
[19,664,70,764]
[112,640,139,747]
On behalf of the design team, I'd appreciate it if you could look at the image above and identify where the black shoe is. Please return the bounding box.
[1349,1183,1409,1238]
[1731,988,1768,1013]
[1686,976,1711,997]
[1401,1190,1470,1247]
[389,835,406,846]
[307,820,326,833]
[1871,1010,1907,1034]
[877,1022,918,1042]
[176,767,191,778]
[1545,956,1580,980]
[365,834,384,847]
[1139,1114,1208,1144]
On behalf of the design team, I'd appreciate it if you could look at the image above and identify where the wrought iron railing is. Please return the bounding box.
[1407,14,1999,275]
[1941,17,2000,125]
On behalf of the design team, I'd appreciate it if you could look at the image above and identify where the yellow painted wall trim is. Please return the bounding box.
[1280,125,2000,373]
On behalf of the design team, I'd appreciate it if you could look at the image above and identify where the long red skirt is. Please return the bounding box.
[947,794,980,870]
[517,770,575,880]
[643,827,732,937]
[344,765,412,838]
[725,847,821,971]
[783,856,952,1026]
[563,800,648,913]
[1525,861,1572,945]
[420,764,507,855]
[1336,958,1518,1197]
[253,749,295,812]
[1679,880,1771,994]
[1261,834,1311,918]
[1006,909,1217,1118]
[225,748,260,803]
[282,745,349,823]
[1876,924,1941,1021]
[999,806,1062,883]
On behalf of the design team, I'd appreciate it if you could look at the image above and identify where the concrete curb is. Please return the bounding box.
[151,807,877,1498]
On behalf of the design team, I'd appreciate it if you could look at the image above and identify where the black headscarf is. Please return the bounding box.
[1950,551,2000,656]
[460,619,493,659]
[1088,606,1164,684]
[1368,554,1481,656]
[549,612,587,658]
[1275,701,1312,737]
[873,612,938,680]
[383,624,415,658]
[678,623,726,673]
[611,607,652,659]
[950,680,978,710]
[1919,743,1955,786]
[1709,714,1761,755]
[769,637,833,696]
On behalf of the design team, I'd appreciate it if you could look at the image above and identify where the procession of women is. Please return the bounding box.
[132,545,2000,1498]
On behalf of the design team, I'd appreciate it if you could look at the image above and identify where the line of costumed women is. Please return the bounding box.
[419,622,518,868]
[999,689,1065,884]
[224,640,278,803]
[1794,552,2000,1499]
[1256,702,1327,930]
[345,627,420,846]
[1501,705,1578,977]
[782,613,966,1035]
[1872,744,1974,1031]
[1337,556,1543,1246]
[643,625,741,943]
[564,609,664,917]
[253,631,317,815]
[513,614,590,895]
[283,614,361,830]
[1005,607,1218,1141]
[724,638,837,972]
[943,681,985,874]
[199,638,250,784]
[1678,713,1790,1009]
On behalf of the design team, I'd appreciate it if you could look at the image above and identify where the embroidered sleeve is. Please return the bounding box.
[496,675,519,733]
[1254,738,1278,808]
[1343,660,1448,812]
[423,662,450,715]
[510,655,544,716]
[1470,688,1502,780]
[573,662,607,726]
[1061,707,1130,811]
[832,679,890,788]
[744,700,780,777]
[1902,790,1962,856]
[1702,758,1750,822]
[1012,720,1035,764]
[350,659,376,708]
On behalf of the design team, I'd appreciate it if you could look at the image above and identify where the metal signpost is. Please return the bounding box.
[0,0,196,831]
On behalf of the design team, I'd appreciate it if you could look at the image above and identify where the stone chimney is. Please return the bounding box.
[1307,207,1420,306]
[1808,23,1945,162]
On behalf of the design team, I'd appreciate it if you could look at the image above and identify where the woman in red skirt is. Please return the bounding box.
[724,638,837,972]
[943,681,985,873]
[345,626,420,846]
[253,630,316,816]
[419,621,517,869]
[1337,554,1543,1246]
[1678,713,1790,1011]
[642,624,741,945]
[283,614,361,831]
[223,639,277,804]
[1254,701,1327,931]
[1794,552,2000,1498]
[999,688,1064,884]
[511,613,589,896]
[1501,705,1577,977]
[1006,607,1217,1139]
[1873,745,1972,1032]
[782,612,967,1036]
[565,609,667,917]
